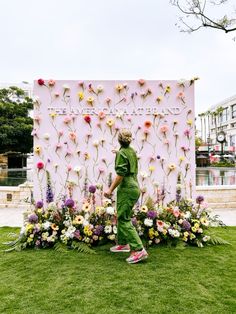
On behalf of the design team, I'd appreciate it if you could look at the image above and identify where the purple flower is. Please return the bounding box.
[89,185,96,194]
[196,195,204,204]
[147,211,157,219]
[132,217,137,226]
[46,184,54,203]
[74,230,81,239]
[182,220,191,231]
[65,198,75,208]
[28,213,38,224]
[36,201,43,209]
[94,225,104,236]
[156,155,161,159]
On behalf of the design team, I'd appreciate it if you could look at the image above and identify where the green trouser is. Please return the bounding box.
[117,186,143,251]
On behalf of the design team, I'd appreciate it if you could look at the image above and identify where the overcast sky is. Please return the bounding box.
[0,0,235,115]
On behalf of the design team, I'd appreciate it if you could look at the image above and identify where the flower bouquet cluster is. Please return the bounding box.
[5,193,227,253]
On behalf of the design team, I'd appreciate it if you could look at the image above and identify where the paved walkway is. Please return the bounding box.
[0,207,235,227]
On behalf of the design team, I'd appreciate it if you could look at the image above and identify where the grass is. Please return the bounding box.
[0,227,236,314]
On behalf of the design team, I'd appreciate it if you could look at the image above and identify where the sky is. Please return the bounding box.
[0,0,236,115]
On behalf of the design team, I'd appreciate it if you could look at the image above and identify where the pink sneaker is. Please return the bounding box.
[126,249,148,264]
[110,244,130,253]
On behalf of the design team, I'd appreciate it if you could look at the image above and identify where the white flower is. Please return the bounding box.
[20,226,26,235]
[103,198,112,206]
[116,111,124,119]
[64,220,71,227]
[47,202,57,211]
[178,219,183,224]
[83,220,89,227]
[184,211,191,219]
[203,235,210,242]
[43,133,50,140]
[65,226,76,238]
[97,85,103,92]
[113,226,117,234]
[106,206,115,215]
[74,166,82,173]
[104,225,112,234]
[168,229,180,238]
[93,140,100,147]
[63,84,70,90]
[84,213,90,220]
[144,218,153,227]
[198,228,203,233]
[140,171,148,179]
[42,221,51,230]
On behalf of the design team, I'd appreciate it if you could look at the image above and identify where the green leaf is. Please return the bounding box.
[53,242,68,253]
[208,235,230,246]
[71,241,96,254]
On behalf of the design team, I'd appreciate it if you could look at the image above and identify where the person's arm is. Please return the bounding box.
[104,175,123,198]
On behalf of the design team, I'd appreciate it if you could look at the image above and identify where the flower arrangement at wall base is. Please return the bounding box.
[5,195,228,253]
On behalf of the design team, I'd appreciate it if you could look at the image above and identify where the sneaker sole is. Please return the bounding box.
[127,255,148,264]
[110,249,130,253]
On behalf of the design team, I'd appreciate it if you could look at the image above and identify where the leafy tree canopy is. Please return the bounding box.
[0,86,33,153]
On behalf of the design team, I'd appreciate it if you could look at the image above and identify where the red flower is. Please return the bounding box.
[36,161,44,170]
[37,78,45,86]
[84,115,91,124]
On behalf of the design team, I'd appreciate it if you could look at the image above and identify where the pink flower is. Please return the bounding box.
[67,165,72,172]
[184,129,191,138]
[54,92,60,97]
[48,79,56,87]
[160,125,169,134]
[69,132,77,142]
[105,97,112,105]
[138,79,146,86]
[98,111,106,120]
[127,116,132,122]
[59,130,64,137]
[34,115,41,123]
[78,81,84,88]
[37,78,45,86]
[56,143,62,150]
[36,161,44,170]
[64,116,72,124]
[31,129,37,137]
[177,91,184,99]
[173,208,180,218]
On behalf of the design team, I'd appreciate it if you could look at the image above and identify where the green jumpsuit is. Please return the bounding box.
[115,146,143,251]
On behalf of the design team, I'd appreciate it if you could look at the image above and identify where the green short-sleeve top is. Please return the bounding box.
[115,146,138,178]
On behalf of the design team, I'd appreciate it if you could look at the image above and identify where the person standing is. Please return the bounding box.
[104,129,148,264]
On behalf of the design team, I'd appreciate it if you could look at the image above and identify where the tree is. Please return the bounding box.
[170,0,236,35]
[0,87,33,153]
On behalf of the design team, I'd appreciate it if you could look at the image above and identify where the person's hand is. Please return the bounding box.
[104,190,112,198]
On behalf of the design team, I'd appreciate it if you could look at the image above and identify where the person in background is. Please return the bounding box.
[104,129,148,264]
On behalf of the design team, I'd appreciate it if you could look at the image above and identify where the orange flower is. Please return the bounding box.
[144,120,152,128]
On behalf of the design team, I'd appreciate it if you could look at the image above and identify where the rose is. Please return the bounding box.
[144,120,152,128]
[37,78,45,86]
[84,115,91,126]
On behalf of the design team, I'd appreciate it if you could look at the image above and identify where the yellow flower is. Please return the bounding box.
[194,223,200,229]
[191,227,197,233]
[179,156,185,162]
[49,112,57,119]
[162,229,167,235]
[184,232,189,238]
[149,228,155,239]
[149,166,155,172]
[200,217,209,226]
[87,230,93,237]
[26,224,34,232]
[78,91,84,101]
[82,202,92,212]
[156,96,162,104]
[34,146,41,155]
[183,237,188,242]
[165,86,171,94]
[106,118,114,127]
[115,84,124,92]
[87,96,94,106]
[187,119,193,126]
[84,152,90,160]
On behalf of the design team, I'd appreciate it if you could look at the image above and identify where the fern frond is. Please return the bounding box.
[208,235,230,246]
[71,241,96,254]
[53,242,68,253]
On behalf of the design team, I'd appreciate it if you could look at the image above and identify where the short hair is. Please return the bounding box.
[118,129,132,147]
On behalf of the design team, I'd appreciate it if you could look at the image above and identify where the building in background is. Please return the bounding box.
[197,94,236,165]
[0,81,33,98]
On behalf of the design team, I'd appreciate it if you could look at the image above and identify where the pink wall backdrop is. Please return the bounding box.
[33,80,195,205]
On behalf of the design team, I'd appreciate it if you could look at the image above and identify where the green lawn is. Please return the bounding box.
[0,227,236,314]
